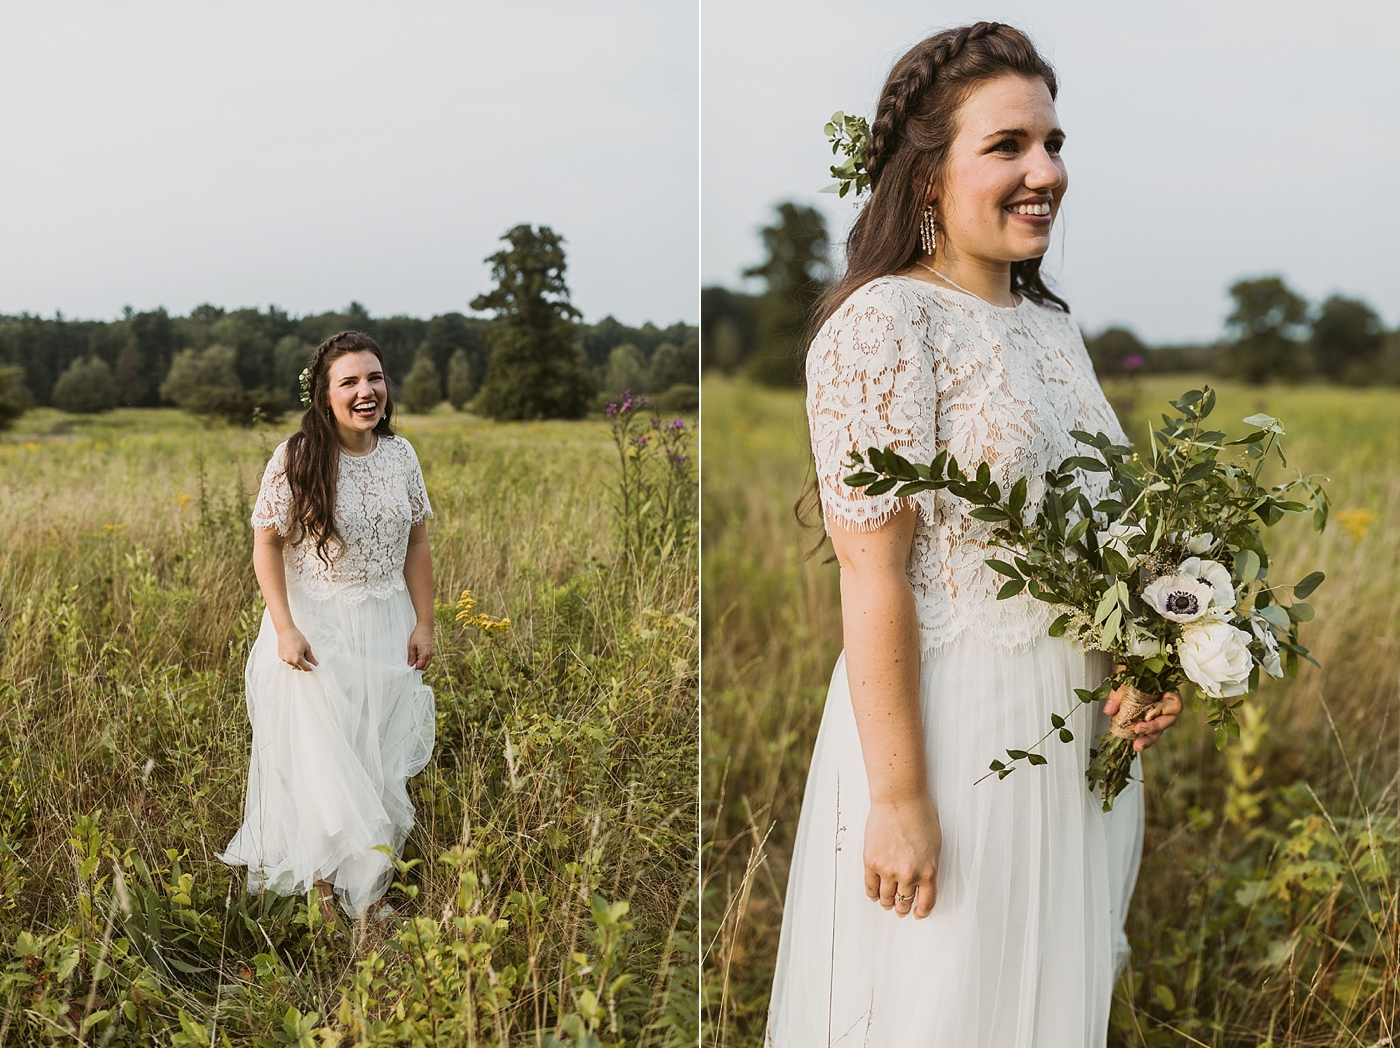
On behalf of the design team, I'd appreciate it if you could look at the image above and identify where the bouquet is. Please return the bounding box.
[844,388,1330,810]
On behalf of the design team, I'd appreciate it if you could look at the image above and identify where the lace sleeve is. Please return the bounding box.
[251,441,292,534]
[402,439,434,525]
[805,284,937,533]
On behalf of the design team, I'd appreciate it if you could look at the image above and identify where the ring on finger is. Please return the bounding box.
[894,890,916,904]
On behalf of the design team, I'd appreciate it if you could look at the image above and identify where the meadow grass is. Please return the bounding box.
[701,374,1400,1047]
[0,404,698,1046]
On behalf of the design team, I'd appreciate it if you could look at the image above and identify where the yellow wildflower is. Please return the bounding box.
[454,588,511,634]
[1335,508,1375,541]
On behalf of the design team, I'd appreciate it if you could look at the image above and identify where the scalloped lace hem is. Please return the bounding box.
[918,610,1059,659]
[289,573,408,605]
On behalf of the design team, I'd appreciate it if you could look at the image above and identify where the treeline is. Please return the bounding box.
[703,202,1400,387]
[0,224,697,426]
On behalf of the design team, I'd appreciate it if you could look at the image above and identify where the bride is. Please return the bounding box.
[768,22,1184,1046]
[220,330,436,921]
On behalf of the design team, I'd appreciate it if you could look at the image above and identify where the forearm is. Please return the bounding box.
[404,532,434,628]
[829,506,926,806]
[252,533,295,633]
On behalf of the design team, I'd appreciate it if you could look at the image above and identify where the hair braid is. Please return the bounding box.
[866,21,1004,187]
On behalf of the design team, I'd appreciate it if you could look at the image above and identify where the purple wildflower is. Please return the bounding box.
[1122,354,1145,374]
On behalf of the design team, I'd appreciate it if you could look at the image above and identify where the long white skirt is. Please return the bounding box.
[220,580,435,918]
[767,633,1143,1047]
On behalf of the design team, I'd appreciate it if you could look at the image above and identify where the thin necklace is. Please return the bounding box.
[914,260,1017,307]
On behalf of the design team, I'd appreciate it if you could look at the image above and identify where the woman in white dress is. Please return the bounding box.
[220,331,436,921]
[768,23,1184,1046]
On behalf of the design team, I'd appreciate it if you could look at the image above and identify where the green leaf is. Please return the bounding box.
[1009,475,1028,516]
[1062,456,1109,473]
[1026,753,1047,766]
[1048,613,1071,638]
[1234,548,1260,585]
[864,477,899,496]
[1286,602,1314,622]
[843,472,879,487]
[1293,571,1325,599]
[1065,517,1091,544]
[997,579,1027,599]
[969,506,1011,522]
[1073,688,1096,703]
[986,559,1021,579]
[1006,749,1028,760]
[1050,713,1066,728]
[989,759,1006,771]
[1059,728,1074,743]
[1180,460,1216,483]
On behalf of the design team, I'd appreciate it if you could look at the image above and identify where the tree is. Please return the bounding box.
[742,202,830,386]
[52,356,119,413]
[605,343,646,394]
[0,366,32,429]
[646,342,693,392]
[470,225,595,420]
[400,352,443,413]
[161,344,288,425]
[1312,294,1383,385]
[1220,276,1309,384]
[446,349,477,409]
[1084,327,1148,379]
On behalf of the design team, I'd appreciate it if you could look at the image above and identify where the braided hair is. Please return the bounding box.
[813,22,1067,334]
[283,330,396,564]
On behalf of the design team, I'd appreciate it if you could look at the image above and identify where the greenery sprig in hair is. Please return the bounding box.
[298,367,312,407]
[822,111,872,199]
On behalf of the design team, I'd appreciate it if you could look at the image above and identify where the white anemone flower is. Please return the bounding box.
[1178,618,1254,698]
[1124,622,1163,658]
[1179,556,1235,610]
[1142,572,1216,623]
[1249,613,1284,679]
[1099,520,1147,568]
[1185,532,1217,555]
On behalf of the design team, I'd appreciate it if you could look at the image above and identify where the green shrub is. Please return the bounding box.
[52,357,119,413]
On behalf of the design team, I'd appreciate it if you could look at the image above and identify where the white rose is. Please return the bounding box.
[1185,532,1217,555]
[1179,556,1235,610]
[1179,619,1254,698]
[1142,572,1216,623]
[1100,521,1147,568]
[1249,613,1284,679]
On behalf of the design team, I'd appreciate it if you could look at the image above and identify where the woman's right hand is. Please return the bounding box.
[277,627,318,671]
[864,793,942,919]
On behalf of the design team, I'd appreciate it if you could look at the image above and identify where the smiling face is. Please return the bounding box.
[930,74,1067,268]
[325,349,387,437]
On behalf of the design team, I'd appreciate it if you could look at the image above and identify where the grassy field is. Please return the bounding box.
[701,375,1400,1047]
[0,403,697,1046]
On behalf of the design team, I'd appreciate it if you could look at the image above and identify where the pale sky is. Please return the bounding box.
[702,0,1400,344]
[0,1,698,327]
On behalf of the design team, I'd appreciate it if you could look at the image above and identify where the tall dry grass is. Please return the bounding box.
[0,405,698,1045]
[701,375,1400,1046]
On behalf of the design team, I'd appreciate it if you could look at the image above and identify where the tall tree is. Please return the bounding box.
[1312,294,1383,385]
[1220,276,1309,383]
[742,202,830,386]
[470,225,595,420]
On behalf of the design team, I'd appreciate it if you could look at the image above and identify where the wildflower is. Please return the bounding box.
[1178,618,1253,698]
[670,418,686,431]
[1335,507,1374,541]
[454,588,511,634]
[1121,353,1145,374]
[631,434,650,451]
[1142,572,1215,623]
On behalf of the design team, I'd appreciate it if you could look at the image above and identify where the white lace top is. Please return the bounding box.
[807,275,1127,656]
[251,435,433,604]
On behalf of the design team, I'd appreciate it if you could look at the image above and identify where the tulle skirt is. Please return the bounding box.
[219,580,435,918]
[767,633,1143,1047]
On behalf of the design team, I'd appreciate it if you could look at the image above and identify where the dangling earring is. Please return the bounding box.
[919,203,937,256]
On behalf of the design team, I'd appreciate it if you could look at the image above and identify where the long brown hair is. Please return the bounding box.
[813,21,1067,335]
[284,330,395,563]
[799,23,1065,540]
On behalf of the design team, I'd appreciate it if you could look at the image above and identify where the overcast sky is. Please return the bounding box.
[0,1,698,327]
[703,0,1400,344]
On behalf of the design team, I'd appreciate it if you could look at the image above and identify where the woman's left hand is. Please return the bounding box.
[1103,668,1183,752]
[408,624,434,670]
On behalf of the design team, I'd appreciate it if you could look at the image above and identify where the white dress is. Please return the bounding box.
[220,434,436,918]
[767,277,1144,1047]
